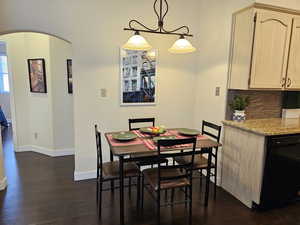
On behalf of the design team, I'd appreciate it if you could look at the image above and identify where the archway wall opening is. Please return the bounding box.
[0,32,74,156]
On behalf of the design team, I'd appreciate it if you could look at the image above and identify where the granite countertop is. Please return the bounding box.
[222,118,300,136]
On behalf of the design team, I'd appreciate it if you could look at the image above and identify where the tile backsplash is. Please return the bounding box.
[226,90,283,120]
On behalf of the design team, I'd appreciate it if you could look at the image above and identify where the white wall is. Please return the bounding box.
[49,36,74,150]
[1,0,300,180]
[25,33,54,149]
[0,33,74,154]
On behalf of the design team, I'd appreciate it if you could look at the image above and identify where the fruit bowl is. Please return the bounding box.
[139,126,166,136]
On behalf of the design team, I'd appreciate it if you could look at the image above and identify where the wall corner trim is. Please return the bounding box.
[16,145,74,157]
[0,177,7,191]
[74,170,97,181]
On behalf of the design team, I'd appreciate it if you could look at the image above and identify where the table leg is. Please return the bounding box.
[119,156,124,225]
[110,151,114,192]
[205,148,212,207]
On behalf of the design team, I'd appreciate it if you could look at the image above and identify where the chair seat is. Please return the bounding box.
[143,168,190,191]
[174,155,215,169]
[102,161,140,180]
[131,152,168,166]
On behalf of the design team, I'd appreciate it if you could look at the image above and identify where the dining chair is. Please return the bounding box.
[141,138,197,225]
[128,118,169,168]
[174,120,222,199]
[95,125,141,216]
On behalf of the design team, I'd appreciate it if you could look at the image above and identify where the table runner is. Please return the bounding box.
[133,129,209,150]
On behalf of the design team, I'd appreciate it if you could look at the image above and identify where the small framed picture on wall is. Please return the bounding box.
[67,59,73,94]
[27,58,47,93]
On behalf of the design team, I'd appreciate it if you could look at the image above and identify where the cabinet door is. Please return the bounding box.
[286,18,300,89]
[250,10,292,89]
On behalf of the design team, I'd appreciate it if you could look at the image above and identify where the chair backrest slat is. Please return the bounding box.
[157,138,197,191]
[202,120,222,142]
[129,117,155,131]
[94,125,103,176]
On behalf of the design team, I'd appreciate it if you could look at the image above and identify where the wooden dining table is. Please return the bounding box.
[105,128,222,225]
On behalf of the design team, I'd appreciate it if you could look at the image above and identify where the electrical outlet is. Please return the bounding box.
[34,132,38,140]
[100,88,107,98]
[215,87,220,96]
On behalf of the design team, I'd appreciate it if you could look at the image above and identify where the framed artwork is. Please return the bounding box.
[120,49,157,106]
[67,59,73,94]
[27,58,47,93]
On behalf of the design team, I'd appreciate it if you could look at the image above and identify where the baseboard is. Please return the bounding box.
[52,148,75,157]
[0,177,7,191]
[74,170,97,181]
[16,145,74,157]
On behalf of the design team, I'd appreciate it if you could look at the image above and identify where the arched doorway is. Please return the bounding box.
[0,32,75,188]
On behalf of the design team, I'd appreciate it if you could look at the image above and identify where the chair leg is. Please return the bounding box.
[199,169,203,188]
[157,190,160,225]
[137,174,141,208]
[185,186,188,208]
[189,184,193,224]
[96,178,99,203]
[111,180,114,192]
[129,177,132,197]
[165,160,168,201]
[165,189,168,202]
[141,175,145,210]
[171,188,175,203]
[99,181,103,217]
[214,168,217,200]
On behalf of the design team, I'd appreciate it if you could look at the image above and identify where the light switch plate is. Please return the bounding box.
[215,87,220,96]
[100,88,107,98]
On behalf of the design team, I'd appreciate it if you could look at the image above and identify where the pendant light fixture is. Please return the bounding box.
[168,35,196,54]
[123,0,196,54]
[122,31,152,51]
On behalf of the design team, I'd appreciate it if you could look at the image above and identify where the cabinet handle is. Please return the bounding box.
[287,78,292,87]
[281,77,286,87]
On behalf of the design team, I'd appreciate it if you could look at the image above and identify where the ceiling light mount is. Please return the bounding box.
[124,0,193,37]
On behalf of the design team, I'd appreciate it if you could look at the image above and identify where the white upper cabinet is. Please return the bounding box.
[228,4,300,90]
[250,10,292,89]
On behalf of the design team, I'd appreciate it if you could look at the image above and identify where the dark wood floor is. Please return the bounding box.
[0,127,299,225]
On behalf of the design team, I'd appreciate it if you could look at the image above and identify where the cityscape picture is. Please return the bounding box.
[120,49,156,105]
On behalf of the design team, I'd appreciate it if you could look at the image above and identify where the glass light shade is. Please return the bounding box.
[168,37,196,54]
[122,34,152,51]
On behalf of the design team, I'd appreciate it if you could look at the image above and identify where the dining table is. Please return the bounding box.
[105,128,222,225]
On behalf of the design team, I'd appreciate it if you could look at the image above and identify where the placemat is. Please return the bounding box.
[106,134,143,147]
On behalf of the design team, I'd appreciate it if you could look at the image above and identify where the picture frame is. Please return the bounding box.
[120,49,157,106]
[67,59,73,94]
[27,58,47,93]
